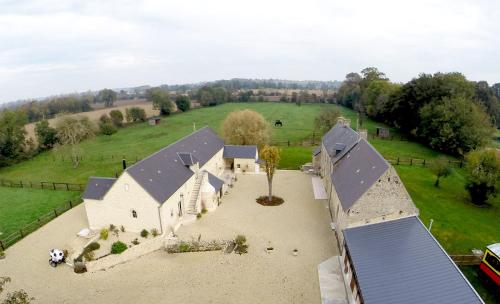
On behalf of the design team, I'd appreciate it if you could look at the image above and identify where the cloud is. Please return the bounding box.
[0,0,499,101]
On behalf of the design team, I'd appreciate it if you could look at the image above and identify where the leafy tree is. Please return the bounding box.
[260,146,281,202]
[197,86,229,106]
[34,119,58,150]
[109,110,124,127]
[175,95,191,112]
[96,89,117,107]
[474,81,500,128]
[99,114,117,135]
[221,109,271,148]
[465,149,500,205]
[55,116,95,168]
[125,107,147,122]
[362,80,400,120]
[419,96,494,155]
[0,277,33,304]
[148,89,174,115]
[314,107,341,134]
[291,92,298,104]
[337,72,362,109]
[0,110,28,166]
[238,90,254,102]
[430,157,451,187]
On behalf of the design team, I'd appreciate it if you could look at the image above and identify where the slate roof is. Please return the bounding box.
[223,145,257,159]
[344,216,484,304]
[331,138,389,210]
[207,172,224,192]
[322,123,359,164]
[177,152,198,166]
[83,177,117,200]
[126,127,224,204]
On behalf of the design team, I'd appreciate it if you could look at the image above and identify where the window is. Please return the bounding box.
[132,210,137,218]
[485,252,500,272]
[124,183,129,191]
[237,164,241,168]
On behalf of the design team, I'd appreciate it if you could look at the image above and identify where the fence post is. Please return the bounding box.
[79,184,83,191]
[410,158,413,166]
[19,229,24,238]
[69,200,73,208]
[287,140,290,147]
[423,159,426,167]
[54,209,58,217]
[66,183,69,191]
[397,157,400,165]
[460,160,463,168]
[0,240,4,251]
[20,181,23,188]
[53,182,56,190]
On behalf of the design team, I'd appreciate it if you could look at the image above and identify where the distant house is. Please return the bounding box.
[315,121,483,304]
[83,127,259,233]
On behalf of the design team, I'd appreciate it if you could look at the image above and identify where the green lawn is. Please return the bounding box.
[0,187,81,238]
[460,266,500,304]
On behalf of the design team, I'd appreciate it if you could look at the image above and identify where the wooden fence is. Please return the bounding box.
[0,179,84,191]
[0,199,83,251]
[386,157,465,168]
[451,255,482,266]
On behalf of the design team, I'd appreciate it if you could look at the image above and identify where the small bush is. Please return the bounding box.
[141,229,149,238]
[99,121,117,135]
[83,250,95,261]
[74,261,87,273]
[111,241,128,254]
[113,229,119,238]
[132,238,140,245]
[151,228,159,237]
[0,250,5,258]
[109,224,116,231]
[197,213,202,219]
[85,242,100,252]
[234,235,248,254]
[201,208,207,214]
[120,225,125,232]
[179,242,190,252]
[100,228,109,240]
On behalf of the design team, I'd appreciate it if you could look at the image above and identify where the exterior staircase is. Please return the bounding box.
[187,171,205,215]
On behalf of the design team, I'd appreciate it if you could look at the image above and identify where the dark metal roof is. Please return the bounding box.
[313,147,321,156]
[344,216,484,304]
[83,177,117,200]
[223,145,257,159]
[207,172,224,192]
[322,123,359,164]
[331,138,389,210]
[127,127,224,204]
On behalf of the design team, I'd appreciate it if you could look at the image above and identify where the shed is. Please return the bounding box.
[149,117,161,126]
[376,127,390,138]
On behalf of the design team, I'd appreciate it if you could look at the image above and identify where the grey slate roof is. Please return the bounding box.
[322,123,359,164]
[331,138,389,210]
[223,145,257,159]
[177,152,198,166]
[126,127,224,204]
[344,216,483,304]
[207,172,224,192]
[83,177,117,200]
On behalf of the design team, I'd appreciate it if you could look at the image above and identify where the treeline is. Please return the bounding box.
[337,67,499,155]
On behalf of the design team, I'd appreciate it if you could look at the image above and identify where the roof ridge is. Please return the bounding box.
[125,126,212,172]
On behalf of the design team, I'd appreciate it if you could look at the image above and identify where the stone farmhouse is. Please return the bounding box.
[82,127,258,234]
[315,122,483,304]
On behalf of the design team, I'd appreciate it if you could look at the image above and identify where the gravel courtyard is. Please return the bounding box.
[0,170,337,304]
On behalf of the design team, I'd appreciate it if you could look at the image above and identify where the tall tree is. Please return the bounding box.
[96,89,117,107]
[0,110,28,166]
[474,81,500,128]
[430,157,451,187]
[314,107,341,134]
[147,88,174,115]
[260,145,281,202]
[55,116,95,168]
[35,119,58,150]
[175,95,191,112]
[221,109,271,148]
[465,149,500,205]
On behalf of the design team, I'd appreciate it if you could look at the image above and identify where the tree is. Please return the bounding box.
[148,89,174,115]
[260,146,281,202]
[175,95,191,112]
[314,107,341,134]
[430,157,451,187]
[96,89,117,107]
[99,114,117,135]
[221,110,271,148]
[474,81,500,128]
[109,110,124,127]
[465,149,500,205]
[419,96,494,155]
[0,110,28,166]
[55,116,95,168]
[125,107,147,122]
[362,80,400,121]
[34,119,58,150]
[337,72,362,109]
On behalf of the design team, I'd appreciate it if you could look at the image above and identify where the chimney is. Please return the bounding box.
[337,117,351,127]
[358,129,368,140]
[122,159,127,170]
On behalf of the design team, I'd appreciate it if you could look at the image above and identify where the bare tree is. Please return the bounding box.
[55,116,95,168]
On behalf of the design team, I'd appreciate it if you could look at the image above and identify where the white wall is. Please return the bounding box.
[84,172,161,233]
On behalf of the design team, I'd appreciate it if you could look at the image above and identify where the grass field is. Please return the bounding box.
[0,187,81,237]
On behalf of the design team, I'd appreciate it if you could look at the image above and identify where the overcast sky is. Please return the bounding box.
[0,0,499,102]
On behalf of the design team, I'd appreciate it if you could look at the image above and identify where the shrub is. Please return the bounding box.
[151,228,159,237]
[120,225,125,232]
[201,208,207,214]
[100,228,109,240]
[465,149,500,205]
[109,224,116,231]
[132,238,140,245]
[112,229,119,238]
[0,250,5,258]
[109,110,124,127]
[85,242,100,252]
[99,121,117,135]
[234,235,248,254]
[74,261,87,273]
[179,242,190,253]
[140,229,149,238]
[83,250,95,261]
[111,241,128,254]
[197,213,202,219]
